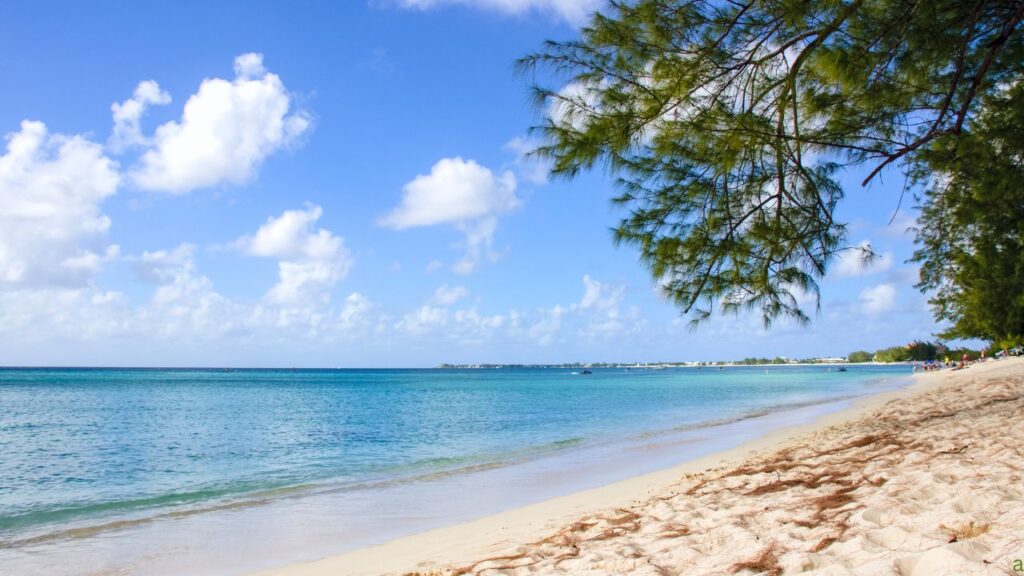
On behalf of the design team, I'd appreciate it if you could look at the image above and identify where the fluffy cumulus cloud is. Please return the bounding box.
[234,204,353,305]
[0,121,121,286]
[381,157,520,274]
[859,283,897,315]
[396,0,603,25]
[380,157,518,228]
[832,240,894,278]
[128,53,310,193]
[109,80,172,152]
[3,220,360,352]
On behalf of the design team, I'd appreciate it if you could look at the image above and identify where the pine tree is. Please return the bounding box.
[912,83,1024,346]
[520,0,1024,326]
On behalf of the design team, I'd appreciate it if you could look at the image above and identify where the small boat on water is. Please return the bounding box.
[582,369,593,375]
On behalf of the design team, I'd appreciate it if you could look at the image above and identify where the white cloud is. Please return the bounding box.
[109,80,171,152]
[233,53,267,79]
[526,275,637,344]
[548,80,604,131]
[395,305,449,335]
[387,277,637,347]
[859,283,897,315]
[235,204,353,305]
[832,240,894,278]
[396,0,603,25]
[425,259,444,274]
[338,292,373,330]
[136,243,197,284]
[137,244,245,338]
[452,217,498,275]
[0,287,132,344]
[393,302,514,345]
[0,120,121,286]
[381,157,520,274]
[576,274,635,338]
[528,304,567,345]
[135,238,358,338]
[129,53,310,194]
[381,157,518,228]
[453,307,506,331]
[580,274,622,310]
[0,246,244,347]
[503,136,550,185]
[432,284,469,305]
[135,239,360,339]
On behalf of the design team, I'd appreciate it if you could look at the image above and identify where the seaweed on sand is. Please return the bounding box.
[729,543,783,576]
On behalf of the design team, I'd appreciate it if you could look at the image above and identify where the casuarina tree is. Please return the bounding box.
[520,0,1024,328]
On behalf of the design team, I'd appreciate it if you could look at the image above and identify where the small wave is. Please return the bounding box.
[0,480,321,549]
[0,436,591,550]
[634,394,864,441]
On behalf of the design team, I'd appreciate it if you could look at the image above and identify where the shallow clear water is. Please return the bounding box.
[0,365,910,574]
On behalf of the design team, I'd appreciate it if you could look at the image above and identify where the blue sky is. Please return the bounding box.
[0,1,946,367]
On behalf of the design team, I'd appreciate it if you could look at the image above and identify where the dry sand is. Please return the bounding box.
[258,358,1024,576]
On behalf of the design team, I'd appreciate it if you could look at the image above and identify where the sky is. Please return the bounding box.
[0,0,948,367]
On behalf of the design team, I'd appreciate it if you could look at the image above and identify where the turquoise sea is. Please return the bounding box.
[0,365,912,575]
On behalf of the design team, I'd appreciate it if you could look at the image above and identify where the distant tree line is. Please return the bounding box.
[735,357,791,365]
[847,341,984,363]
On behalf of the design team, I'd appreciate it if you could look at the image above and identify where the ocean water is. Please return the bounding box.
[0,365,911,575]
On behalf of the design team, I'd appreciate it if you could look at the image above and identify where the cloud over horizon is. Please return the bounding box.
[0,120,121,287]
[234,204,353,306]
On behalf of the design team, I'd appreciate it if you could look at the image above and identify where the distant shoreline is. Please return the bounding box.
[436,361,907,369]
[0,362,910,371]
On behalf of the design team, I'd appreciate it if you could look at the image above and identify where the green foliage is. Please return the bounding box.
[912,83,1024,344]
[862,340,967,362]
[521,0,1024,326]
[847,350,872,363]
[736,356,790,365]
[947,348,982,362]
[994,336,1024,350]
[905,340,938,361]
[873,346,911,363]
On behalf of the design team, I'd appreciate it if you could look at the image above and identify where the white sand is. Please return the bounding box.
[257,358,1024,576]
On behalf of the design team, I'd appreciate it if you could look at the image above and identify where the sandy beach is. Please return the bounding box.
[259,358,1024,576]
